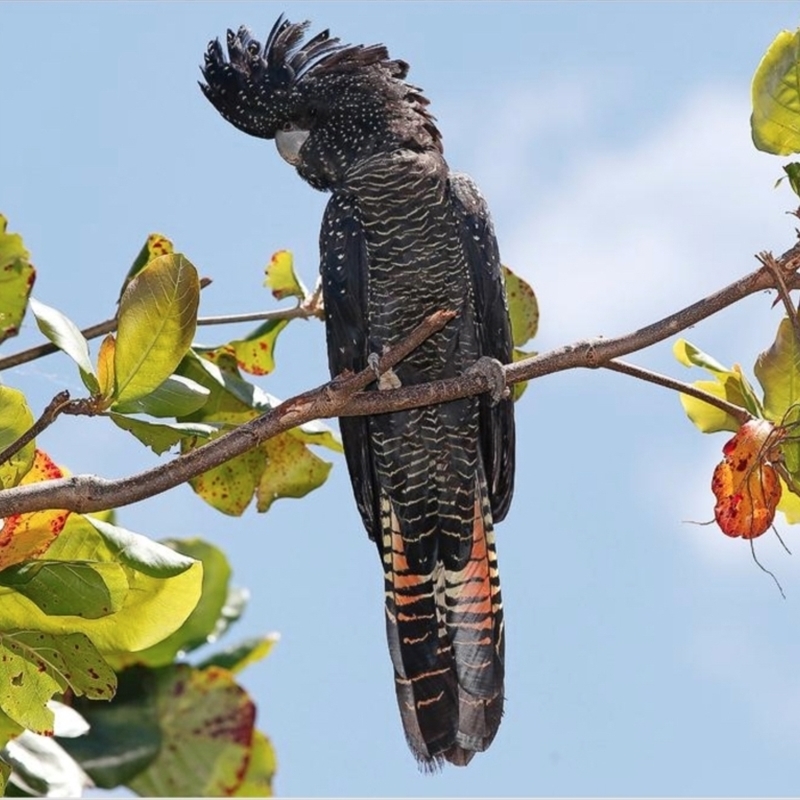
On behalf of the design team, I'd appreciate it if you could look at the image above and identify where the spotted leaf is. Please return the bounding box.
[0,630,116,734]
[126,664,256,797]
[0,215,35,345]
[711,419,783,538]
[264,249,306,301]
[0,451,69,570]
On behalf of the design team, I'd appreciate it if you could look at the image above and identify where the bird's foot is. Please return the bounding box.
[368,351,403,391]
[367,352,382,380]
[469,356,508,405]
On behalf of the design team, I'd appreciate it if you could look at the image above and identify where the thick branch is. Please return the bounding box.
[0,252,797,517]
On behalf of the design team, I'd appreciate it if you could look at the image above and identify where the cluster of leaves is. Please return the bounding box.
[0,225,305,795]
[671,25,800,548]
[0,213,540,794]
[675,330,800,539]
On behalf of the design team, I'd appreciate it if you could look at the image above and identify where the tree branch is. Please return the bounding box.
[602,360,751,425]
[0,249,797,517]
[0,390,72,466]
[0,303,321,373]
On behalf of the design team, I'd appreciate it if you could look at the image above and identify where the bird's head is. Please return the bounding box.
[200,16,442,190]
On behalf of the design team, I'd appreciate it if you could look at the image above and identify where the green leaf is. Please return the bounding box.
[177,353,340,514]
[753,316,800,484]
[0,756,9,794]
[511,346,535,401]
[257,432,332,513]
[0,710,23,751]
[109,539,238,669]
[109,414,216,456]
[196,318,290,377]
[111,374,210,418]
[126,664,257,798]
[0,631,116,734]
[0,387,35,489]
[264,249,307,301]
[679,379,742,434]
[751,28,800,155]
[57,665,162,789]
[503,265,538,347]
[781,162,800,197]
[190,439,267,516]
[83,517,196,579]
[0,560,127,618]
[0,515,202,655]
[119,233,175,299]
[179,350,274,413]
[674,339,730,374]
[263,396,343,453]
[114,254,200,404]
[673,338,760,432]
[778,477,800,523]
[196,634,279,675]
[754,315,800,422]
[28,297,99,394]
[0,216,35,345]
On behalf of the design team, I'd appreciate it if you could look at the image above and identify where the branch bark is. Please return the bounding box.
[0,251,797,518]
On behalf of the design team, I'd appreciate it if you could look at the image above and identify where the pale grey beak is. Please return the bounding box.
[275,127,310,165]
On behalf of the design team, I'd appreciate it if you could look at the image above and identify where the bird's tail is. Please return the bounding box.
[382,472,505,767]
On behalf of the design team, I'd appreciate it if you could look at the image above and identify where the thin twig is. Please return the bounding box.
[0,390,72,466]
[193,305,318,327]
[603,360,751,426]
[0,248,799,517]
[0,305,320,373]
[0,319,118,372]
[757,251,800,347]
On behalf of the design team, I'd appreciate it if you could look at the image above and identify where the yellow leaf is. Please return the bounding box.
[0,515,203,655]
[264,250,306,301]
[751,28,800,155]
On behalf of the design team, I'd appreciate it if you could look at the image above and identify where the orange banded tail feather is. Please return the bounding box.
[382,474,505,767]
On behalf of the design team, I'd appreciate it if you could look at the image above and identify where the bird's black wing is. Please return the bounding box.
[319,192,380,540]
[448,172,516,521]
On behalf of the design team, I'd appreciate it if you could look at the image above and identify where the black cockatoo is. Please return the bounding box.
[200,16,515,767]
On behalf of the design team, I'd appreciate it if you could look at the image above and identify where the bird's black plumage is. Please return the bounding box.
[200,17,515,767]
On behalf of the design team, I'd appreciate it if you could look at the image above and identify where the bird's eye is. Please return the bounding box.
[281,121,294,132]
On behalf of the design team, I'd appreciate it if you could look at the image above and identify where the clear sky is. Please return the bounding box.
[2,1,800,796]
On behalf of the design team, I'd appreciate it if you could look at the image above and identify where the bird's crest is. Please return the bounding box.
[200,15,440,147]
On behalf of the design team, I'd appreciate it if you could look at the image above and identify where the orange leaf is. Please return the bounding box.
[0,451,69,568]
[96,333,116,400]
[711,420,782,539]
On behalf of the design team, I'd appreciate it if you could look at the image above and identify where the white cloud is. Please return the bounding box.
[486,85,792,347]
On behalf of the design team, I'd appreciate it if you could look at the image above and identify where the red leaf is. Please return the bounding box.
[711,420,782,538]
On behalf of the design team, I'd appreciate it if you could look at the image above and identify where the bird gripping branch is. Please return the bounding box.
[200,15,516,767]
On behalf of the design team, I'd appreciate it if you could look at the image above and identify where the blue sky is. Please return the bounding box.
[2,2,800,796]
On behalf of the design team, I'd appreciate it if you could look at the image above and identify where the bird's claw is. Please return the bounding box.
[367,352,382,380]
[368,351,402,391]
[469,356,508,405]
